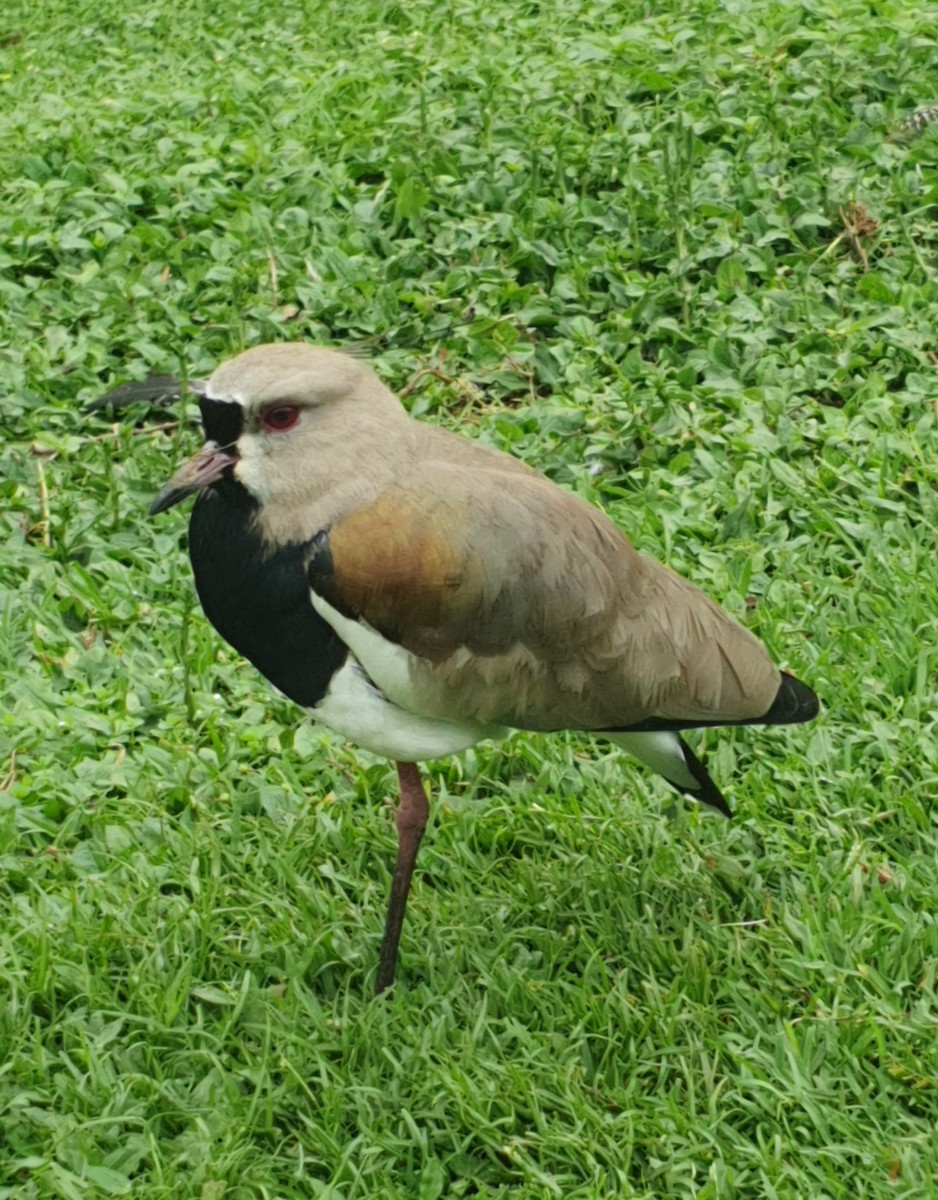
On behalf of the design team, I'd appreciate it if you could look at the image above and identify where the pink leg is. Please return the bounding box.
[375,761,429,995]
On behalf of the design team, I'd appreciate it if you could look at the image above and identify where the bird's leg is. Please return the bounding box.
[375,761,429,995]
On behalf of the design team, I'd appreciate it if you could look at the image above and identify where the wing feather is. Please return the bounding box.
[311,464,783,733]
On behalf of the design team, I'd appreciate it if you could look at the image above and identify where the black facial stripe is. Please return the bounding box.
[199,398,244,448]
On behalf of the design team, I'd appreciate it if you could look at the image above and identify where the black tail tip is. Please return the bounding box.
[762,672,820,726]
[678,737,733,817]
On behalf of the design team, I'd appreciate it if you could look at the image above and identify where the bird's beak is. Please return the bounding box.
[149,441,239,515]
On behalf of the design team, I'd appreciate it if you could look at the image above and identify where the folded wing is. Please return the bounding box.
[307,459,795,735]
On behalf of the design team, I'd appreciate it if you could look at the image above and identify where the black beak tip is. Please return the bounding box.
[148,487,188,516]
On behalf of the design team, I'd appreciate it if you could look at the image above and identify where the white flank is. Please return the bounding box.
[314,659,502,761]
[606,730,698,791]
[310,590,422,708]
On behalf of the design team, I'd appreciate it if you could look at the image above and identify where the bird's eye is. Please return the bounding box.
[260,405,301,432]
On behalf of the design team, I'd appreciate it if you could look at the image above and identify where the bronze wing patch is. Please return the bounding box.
[306,490,477,659]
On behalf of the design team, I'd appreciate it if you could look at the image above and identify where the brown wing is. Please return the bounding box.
[312,463,783,733]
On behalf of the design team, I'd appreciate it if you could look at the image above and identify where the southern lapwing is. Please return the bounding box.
[148,343,819,993]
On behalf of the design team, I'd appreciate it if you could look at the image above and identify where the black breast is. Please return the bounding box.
[187,481,347,707]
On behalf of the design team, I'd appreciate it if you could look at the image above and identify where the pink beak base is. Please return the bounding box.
[149,442,239,515]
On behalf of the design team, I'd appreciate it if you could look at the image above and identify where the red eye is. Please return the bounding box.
[260,405,301,432]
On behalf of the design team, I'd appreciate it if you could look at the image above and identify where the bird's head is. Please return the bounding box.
[149,343,407,517]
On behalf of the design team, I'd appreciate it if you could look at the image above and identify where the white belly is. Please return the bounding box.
[313,657,506,762]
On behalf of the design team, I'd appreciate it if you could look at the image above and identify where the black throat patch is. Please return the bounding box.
[188,482,348,708]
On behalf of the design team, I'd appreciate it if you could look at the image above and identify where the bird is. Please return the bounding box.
[145,342,819,994]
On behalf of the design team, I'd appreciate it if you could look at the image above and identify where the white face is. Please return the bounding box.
[153,345,410,527]
[203,355,349,505]
[230,399,309,506]
[197,345,412,538]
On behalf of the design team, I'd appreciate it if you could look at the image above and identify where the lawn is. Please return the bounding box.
[2,0,938,1195]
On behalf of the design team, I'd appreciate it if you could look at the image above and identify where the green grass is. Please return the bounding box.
[2,0,938,1195]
